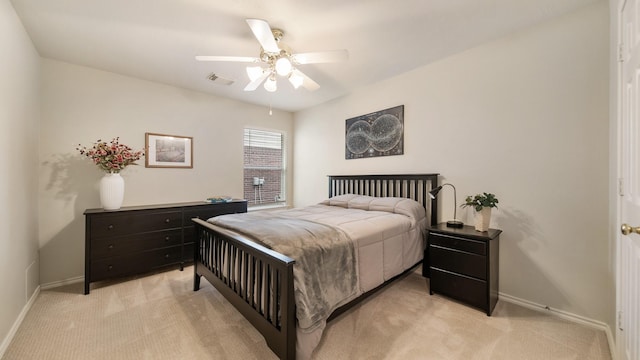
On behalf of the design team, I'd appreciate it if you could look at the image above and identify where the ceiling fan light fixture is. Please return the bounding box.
[197,19,348,93]
[264,76,277,92]
[275,57,292,76]
[246,66,264,82]
[288,71,304,89]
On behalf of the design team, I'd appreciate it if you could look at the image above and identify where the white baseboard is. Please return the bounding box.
[39,275,84,290]
[0,285,40,358]
[499,292,617,360]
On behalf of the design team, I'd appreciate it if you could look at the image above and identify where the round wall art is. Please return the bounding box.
[345,105,404,159]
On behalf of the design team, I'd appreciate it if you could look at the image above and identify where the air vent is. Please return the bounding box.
[207,73,234,85]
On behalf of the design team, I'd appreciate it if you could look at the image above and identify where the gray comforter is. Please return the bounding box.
[208,211,361,332]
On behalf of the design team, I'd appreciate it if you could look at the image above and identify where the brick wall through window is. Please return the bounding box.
[243,129,285,206]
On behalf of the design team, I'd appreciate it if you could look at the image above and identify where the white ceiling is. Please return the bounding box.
[10,0,599,112]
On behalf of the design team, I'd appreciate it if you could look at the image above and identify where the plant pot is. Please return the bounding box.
[474,207,491,232]
[100,172,125,210]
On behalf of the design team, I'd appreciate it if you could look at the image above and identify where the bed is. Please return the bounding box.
[192,174,439,359]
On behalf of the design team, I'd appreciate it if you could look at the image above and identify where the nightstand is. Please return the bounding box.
[426,223,501,316]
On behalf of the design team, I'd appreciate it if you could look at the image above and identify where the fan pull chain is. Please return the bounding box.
[269,104,273,116]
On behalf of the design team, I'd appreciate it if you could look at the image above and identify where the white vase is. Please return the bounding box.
[100,172,125,210]
[474,207,492,232]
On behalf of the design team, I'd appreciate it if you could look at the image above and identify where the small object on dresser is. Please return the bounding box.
[206,196,232,203]
[76,137,145,210]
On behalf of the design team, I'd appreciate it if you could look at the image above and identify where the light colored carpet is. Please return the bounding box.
[2,266,611,360]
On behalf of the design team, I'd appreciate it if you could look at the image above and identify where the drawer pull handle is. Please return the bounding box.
[165,236,170,241]
[165,218,171,223]
[108,244,114,249]
[107,224,114,230]
[165,254,170,259]
[107,265,113,271]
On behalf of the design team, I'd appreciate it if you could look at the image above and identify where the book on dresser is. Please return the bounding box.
[83,200,247,294]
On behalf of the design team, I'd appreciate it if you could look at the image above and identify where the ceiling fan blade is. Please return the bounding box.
[195,56,259,63]
[246,19,280,53]
[292,50,349,64]
[244,71,271,91]
[291,69,320,91]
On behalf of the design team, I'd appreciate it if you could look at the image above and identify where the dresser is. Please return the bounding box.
[426,223,501,315]
[84,200,247,294]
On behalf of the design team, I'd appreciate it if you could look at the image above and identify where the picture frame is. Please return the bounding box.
[345,105,404,159]
[145,132,193,168]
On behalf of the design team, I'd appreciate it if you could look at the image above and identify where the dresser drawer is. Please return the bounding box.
[91,246,183,281]
[90,210,182,238]
[91,228,183,260]
[429,233,486,256]
[430,268,487,310]
[430,245,486,280]
[182,243,195,263]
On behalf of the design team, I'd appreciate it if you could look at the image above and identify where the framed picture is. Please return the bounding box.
[145,132,193,168]
[345,105,404,159]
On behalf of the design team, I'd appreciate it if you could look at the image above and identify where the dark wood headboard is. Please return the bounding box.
[327,174,440,226]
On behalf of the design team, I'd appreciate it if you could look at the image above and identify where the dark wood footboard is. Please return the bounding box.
[192,218,296,360]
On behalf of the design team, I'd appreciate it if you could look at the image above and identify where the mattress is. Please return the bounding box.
[281,194,427,292]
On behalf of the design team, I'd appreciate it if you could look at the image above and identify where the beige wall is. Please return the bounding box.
[0,0,41,353]
[38,59,294,285]
[293,2,612,328]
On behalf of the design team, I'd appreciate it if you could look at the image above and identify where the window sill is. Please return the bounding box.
[248,203,288,212]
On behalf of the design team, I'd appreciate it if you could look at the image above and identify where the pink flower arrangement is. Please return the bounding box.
[77,137,145,173]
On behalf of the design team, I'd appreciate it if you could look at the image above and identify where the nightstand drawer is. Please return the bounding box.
[429,233,486,256]
[90,210,182,238]
[91,246,183,281]
[430,246,486,280]
[91,228,183,259]
[430,268,487,310]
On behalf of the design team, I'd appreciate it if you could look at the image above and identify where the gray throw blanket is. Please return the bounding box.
[209,211,361,332]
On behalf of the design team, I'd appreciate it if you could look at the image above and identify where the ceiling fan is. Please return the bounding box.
[196,19,348,92]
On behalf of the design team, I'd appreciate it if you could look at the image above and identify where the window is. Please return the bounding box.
[243,128,286,207]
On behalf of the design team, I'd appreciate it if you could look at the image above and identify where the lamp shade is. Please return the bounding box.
[275,57,292,76]
[264,77,277,92]
[428,186,443,199]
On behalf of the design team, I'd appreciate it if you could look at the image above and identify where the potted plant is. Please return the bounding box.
[77,137,145,210]
[461,192,499,231]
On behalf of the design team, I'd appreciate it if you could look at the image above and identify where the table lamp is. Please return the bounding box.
[428,183,464,228]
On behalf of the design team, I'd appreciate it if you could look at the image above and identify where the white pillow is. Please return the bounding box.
[347,195,375,210]
[320,195,426,222]
[319,193,359,208]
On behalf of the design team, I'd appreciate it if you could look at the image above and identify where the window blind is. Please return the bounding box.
[244,129,282,150]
